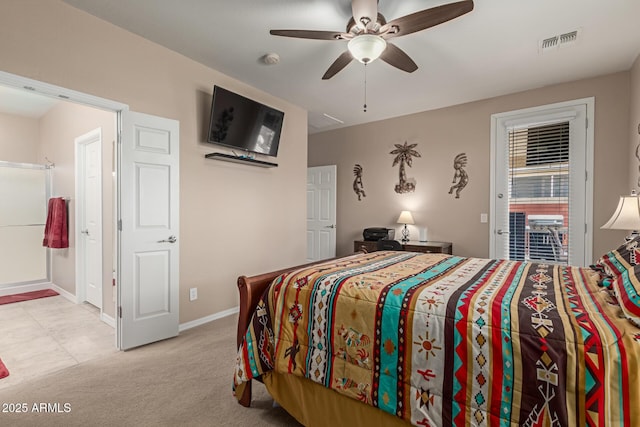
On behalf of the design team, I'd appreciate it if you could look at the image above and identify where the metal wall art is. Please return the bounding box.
[352,164,366,201]
[448,153,468,199]
[390,141,421,194]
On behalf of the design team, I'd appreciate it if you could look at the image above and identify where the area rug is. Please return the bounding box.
[0,289,59,305]
[0,358,8,379]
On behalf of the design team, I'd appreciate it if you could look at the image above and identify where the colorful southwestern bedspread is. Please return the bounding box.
[233,251,640,426]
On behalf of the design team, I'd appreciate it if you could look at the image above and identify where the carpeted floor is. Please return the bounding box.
[0,314,301,426]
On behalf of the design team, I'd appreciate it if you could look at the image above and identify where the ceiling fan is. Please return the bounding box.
[270,0,474,80]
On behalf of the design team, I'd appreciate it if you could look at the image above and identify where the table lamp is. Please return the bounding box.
[397,210,414,243]
[601,190,640,242]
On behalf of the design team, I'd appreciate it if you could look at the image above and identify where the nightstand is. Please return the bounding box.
[354,240,452,255]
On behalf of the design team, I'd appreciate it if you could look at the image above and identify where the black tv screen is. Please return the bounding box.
[207,86,284,157]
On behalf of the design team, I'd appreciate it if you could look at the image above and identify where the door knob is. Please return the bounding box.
[496,229,510,235]
[324,224,336,229]
[158,235,177,243]
[81,229,90,236]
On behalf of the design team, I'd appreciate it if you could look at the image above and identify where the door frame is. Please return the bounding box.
[0,71,128,335]
[75,127,103,309]
[489,97,595,266]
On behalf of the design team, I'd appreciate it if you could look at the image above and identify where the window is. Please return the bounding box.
[511,175,569,199]
[525,122,569,166]
[508,121,570,262]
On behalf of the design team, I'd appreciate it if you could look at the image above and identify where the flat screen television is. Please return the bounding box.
[207,85,284,157]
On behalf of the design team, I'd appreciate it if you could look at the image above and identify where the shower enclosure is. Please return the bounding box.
[0,161,51,288]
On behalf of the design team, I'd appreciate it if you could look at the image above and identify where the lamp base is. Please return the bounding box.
[625,230,640,243]
[401,225,410,243]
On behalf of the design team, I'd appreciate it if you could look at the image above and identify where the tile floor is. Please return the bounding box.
[0,294,117,390]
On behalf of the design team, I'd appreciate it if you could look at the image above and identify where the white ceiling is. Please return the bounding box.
[38,0,640,133]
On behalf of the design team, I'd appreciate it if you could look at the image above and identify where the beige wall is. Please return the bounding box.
[38,102,116,317]
[309,72,631,262]
[0,0,308,323]
[0,112,40,163]
[630,54,640,192]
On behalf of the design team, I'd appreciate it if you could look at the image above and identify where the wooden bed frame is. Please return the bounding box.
[236,267,293,406]
[235,254,365,407]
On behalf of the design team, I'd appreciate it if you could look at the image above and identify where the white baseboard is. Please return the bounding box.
[97,307,237,332]
[50,283,78,303]
[179,306,239,332]
[101,313,116,328]
[0,282,51,297]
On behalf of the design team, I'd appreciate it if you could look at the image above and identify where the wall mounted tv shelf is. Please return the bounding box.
[205,152,278,168]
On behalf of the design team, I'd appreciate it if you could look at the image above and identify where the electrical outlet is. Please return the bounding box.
[480,213,488,223]
[189,287,198,301]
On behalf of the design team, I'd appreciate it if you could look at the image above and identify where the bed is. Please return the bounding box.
[233,248,640,426]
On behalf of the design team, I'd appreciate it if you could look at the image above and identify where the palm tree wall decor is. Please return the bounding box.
[390,141,421,194]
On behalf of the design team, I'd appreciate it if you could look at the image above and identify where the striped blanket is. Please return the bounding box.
[234,251,640,426]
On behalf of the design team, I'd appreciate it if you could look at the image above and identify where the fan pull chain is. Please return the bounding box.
[363,63,367,113]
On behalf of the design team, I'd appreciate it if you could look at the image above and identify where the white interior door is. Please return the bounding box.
[118,111,179,350]
[307,165,337,262]
[76,128,103,308]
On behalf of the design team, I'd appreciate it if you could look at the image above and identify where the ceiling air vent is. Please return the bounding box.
[539,29,580,53]
[559,30,578,45]
[308,112,344,132]
[541,36,559,50]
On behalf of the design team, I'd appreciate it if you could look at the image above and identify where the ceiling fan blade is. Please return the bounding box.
[270,29,347,41]
[379,43,418,73]
[351,0,378,31]
[322,51,354,80]
[381,0,474,39]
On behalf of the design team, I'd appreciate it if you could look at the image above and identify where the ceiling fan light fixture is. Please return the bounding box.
[348,34,387,64]
[262,53,280,65]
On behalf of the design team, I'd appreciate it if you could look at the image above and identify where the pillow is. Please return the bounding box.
[591,235,640,280]
[611,266,640,327]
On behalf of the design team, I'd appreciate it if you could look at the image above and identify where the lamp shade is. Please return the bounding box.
[397,210,414,225]
[601,191,640,231]
[348,34,387,64]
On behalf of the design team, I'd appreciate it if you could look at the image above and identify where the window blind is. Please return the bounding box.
[507,121,570,264]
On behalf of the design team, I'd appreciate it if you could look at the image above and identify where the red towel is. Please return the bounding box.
[43,197,68,249]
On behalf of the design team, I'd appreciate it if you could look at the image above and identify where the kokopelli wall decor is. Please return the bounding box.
[448,153,468,199]
[352,164,366,201]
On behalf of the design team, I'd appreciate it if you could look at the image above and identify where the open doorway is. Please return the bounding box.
[0,70,181,353]
[0,84,118,322]
[0,76,123,389]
